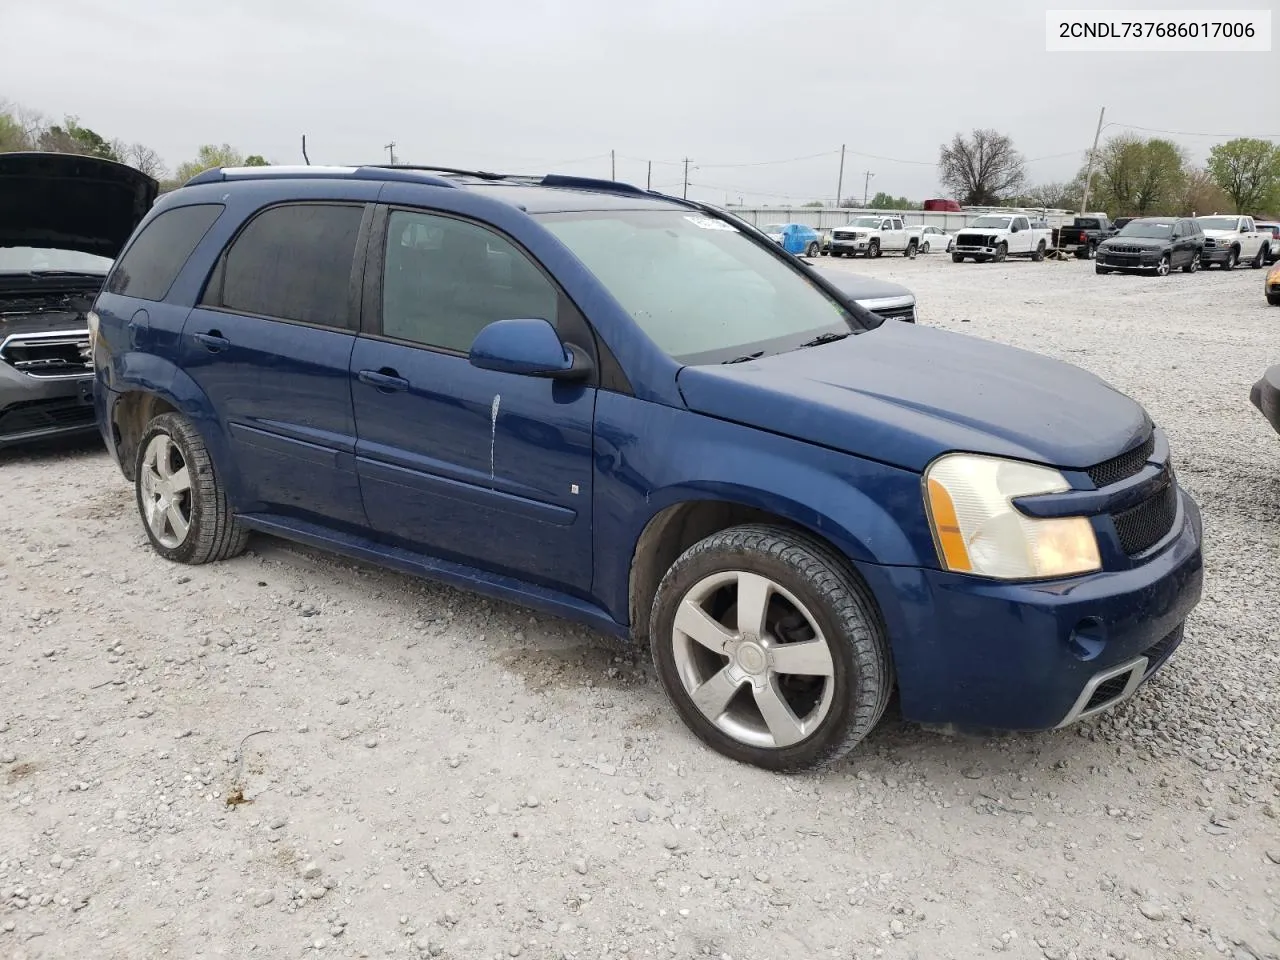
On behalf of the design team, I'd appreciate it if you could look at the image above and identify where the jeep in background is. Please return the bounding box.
[952,214,1052,263]
[0,152,157,449]
[1196,215,1271,270]
[1096,217,1204,276]
[1052,215,1117,259]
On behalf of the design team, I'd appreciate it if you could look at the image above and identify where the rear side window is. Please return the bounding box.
[204,203,364,328]
[106,203,224,301]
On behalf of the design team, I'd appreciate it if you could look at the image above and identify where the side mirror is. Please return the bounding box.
[469,317,593,381]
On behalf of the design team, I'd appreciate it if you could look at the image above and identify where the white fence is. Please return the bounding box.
[724,206,1094,233]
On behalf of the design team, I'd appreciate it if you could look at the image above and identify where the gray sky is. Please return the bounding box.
[4,0,1276,205]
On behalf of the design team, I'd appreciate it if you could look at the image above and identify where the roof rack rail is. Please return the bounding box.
[539,174,651,197]
[364,163,513,181]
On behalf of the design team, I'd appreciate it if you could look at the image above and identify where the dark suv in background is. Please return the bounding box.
[1095,217,1205,277]
[0,153,157,449]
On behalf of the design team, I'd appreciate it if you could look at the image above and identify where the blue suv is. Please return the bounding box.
[91,165,1204,770]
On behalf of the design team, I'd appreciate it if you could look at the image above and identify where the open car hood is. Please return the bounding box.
[0,152,159,259]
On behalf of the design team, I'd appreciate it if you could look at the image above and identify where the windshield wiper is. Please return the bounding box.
[798,331,850,348]
[17,270,104,279]
[722,351,764,364]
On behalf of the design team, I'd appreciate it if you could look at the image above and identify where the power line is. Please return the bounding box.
[1107,121,1280,139]
[696,150,841,169]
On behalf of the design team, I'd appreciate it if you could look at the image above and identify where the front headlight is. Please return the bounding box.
[924,453,1101,580]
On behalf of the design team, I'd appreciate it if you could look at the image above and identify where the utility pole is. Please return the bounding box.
[1080,106,1106,214]
[385,141,397,165]
[836,144,846,208]
[301,135,310,165]
[646,160,652,191]
[863,170,875,207]
[683,158,690,199]
[611,150,615,180]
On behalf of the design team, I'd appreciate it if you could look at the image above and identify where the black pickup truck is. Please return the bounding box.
[1052,216,1117,259]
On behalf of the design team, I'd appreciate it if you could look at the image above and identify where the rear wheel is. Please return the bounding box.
[649,525,892,771]
[1155,254,1171,277]
[1182,251,1201,274]
[868,240,881,258]
[134,413,249,565]
[1031,240,1046,262]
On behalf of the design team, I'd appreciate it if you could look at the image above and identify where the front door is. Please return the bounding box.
[350,206,597,593]
[181,201,369,528]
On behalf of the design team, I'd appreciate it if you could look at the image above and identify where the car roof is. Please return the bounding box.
[181,164,694,214]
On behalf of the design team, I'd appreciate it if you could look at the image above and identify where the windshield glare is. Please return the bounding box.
[1196,217,1238,231]
[850,217,880,228]
[971,216,1011,228]
[539,210,855,365]
[1118,221,1173,238]
[0,247,113,273]
[761,224,787,234]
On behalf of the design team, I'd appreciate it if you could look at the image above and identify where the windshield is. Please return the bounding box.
[849,217,880,228]
[539,209,856,365]
[1196,217,1239,232]
[0,247,113,274]
[971,216,1012,228]
[1118,221,1173,238]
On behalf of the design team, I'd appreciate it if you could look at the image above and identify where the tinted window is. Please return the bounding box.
[381,210,559,353]
[106,204,223,301]
[209,203,363,328]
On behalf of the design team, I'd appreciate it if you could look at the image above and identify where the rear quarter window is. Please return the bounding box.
[105,203,225,301]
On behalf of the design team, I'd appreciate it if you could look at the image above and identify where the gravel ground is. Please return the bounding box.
[1,254,1278,960]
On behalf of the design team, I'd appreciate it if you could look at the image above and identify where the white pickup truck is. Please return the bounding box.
[1195,215,1272,270]
[952,214,1052,263]
[827,215,922,258]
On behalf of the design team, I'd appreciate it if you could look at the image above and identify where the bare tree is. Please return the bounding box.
[937,130,1027,206]
[1088,135,1188,216]
[123,142,167,178]
[1020,180,1083,210]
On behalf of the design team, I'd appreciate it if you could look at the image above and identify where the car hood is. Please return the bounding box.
[0,152,159,258]
[676,321,1150,473]
[1100,236,1168,250]
[810,266,913,303]
[1199,228,1238,240]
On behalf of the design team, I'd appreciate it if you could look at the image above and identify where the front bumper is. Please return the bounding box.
[0,364,97,449]
[1097,251,1162,271]
[831,239,870,253]
[857,486,1204,730]
[1201,245,1233,264]
[1251,364,1280,436]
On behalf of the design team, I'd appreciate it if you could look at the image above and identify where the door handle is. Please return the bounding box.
[194,331,230,352]
[357,368,409,393]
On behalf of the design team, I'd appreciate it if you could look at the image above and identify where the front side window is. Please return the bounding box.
[207,203,363,328]
[106,203,224,301]
[539,209,856,365]
[381,210,559,353]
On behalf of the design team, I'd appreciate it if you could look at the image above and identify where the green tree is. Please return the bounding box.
[938,129,1026,206]
[175,144,245,183]
[868,191,919,210]
[0,109,28,152]
[244,154,269,166]
[1207,137,1280,213]
[36,116,118,160]
[1181,166,1232,216]
[802,200,824,208]
[1085,135,1187,216]
[1019,180,1082,210]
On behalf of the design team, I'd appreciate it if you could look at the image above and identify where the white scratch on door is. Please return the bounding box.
[489,394,502,481]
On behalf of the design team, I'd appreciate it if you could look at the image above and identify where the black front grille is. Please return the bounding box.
[1088,433,1156,488]
[956,233,990,246]
[872,305,916,323]
[0,333,92,377]
[832,231,859,240]
[1112,479,1178,556]
[1084,673,1131,712]
[1108,245,1144,255]
[0,397,95,436]
[1142,624,1184,677]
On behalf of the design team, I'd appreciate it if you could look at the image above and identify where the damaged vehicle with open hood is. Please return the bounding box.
[0,152,157,449]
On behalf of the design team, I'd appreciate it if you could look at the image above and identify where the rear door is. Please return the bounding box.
[181,201,370,528]
[349,205,597,592]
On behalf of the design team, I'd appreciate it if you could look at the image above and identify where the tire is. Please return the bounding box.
[1182,251,1201,274]
[868,240,881,259]
[1031,240,1046,262]
[1074,248,1088,260]
[1085,243,1096,260]
[951,253,964,263]
[805,241,819,258]
[1268,293,1280,306]
[1095,265,1110,275]
[1251,245,1267,269]
[1155,254,1171,277]
[134,412,249,565]
[1222,247,1238,271]
[921,241,931,255]
[994,242,1007,263]
[649,524,892,771]
[904,240,917,259]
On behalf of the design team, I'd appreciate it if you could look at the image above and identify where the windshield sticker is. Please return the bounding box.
[684,216,738,232]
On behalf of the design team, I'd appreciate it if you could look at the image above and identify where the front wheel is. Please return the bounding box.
[1268,293,1280,306]
[649,525,892,771]
[1155,254,1171,277]
[1222,248,1238,270]
[994,242,1008,263]
[868,240,881,258]
[1182,251,1201,274]
[1095,264,1111,275]
[134,413,249,564]
[805,241,820,257]
[904,240,917,259]
[951,253,964,263]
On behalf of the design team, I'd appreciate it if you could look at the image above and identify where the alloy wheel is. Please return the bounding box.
[139,433,193,549]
